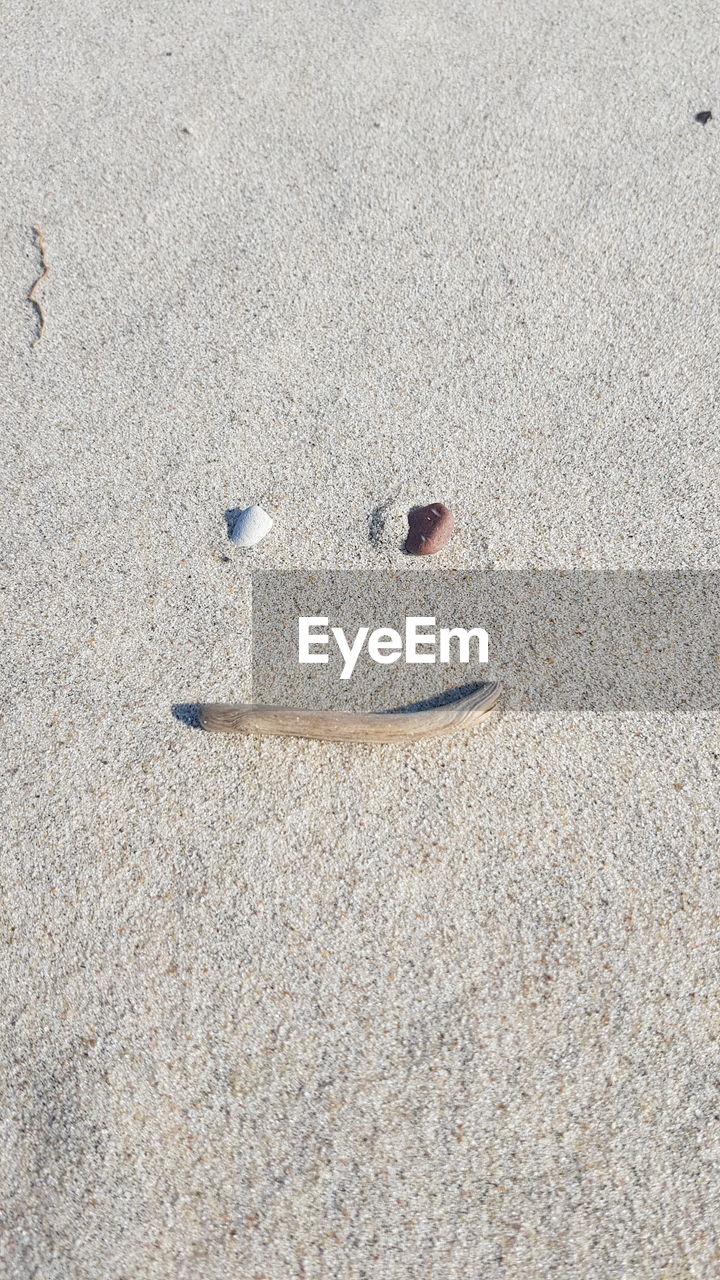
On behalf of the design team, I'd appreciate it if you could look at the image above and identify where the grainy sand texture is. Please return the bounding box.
[2,1,719,1276]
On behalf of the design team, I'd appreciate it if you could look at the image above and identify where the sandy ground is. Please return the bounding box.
[2,1,719,1276]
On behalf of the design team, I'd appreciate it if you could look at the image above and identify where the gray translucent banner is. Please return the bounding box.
[250,571,719,712]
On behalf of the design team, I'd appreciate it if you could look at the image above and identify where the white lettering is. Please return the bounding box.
[405,616,436,664]
[367,628,402,664]
[297,615,489,677]
[298,617,329,664]
[332,626,369,680]
[439,627,489,664]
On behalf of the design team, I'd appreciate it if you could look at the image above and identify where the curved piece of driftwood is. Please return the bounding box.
[197,682,500,744]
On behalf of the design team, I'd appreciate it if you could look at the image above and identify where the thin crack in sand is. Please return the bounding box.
[28,225,49,349]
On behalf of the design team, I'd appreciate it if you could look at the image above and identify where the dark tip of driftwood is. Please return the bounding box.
[171,703,205,730]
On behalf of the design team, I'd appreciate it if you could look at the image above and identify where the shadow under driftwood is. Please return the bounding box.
[377,681,491,715]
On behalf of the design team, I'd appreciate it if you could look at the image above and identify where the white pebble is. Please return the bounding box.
[229,504,273,548]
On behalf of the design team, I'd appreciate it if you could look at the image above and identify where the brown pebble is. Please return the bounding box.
[405,502,454,555]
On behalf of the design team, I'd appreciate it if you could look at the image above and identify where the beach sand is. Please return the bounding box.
[2,1,719,1275]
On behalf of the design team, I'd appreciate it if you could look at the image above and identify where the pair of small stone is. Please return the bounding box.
[230,500,454,556]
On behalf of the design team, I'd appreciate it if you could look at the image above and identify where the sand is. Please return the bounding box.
[2,0,719,1275]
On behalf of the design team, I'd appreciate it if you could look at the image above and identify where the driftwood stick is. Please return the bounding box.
[197,682,500,744]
